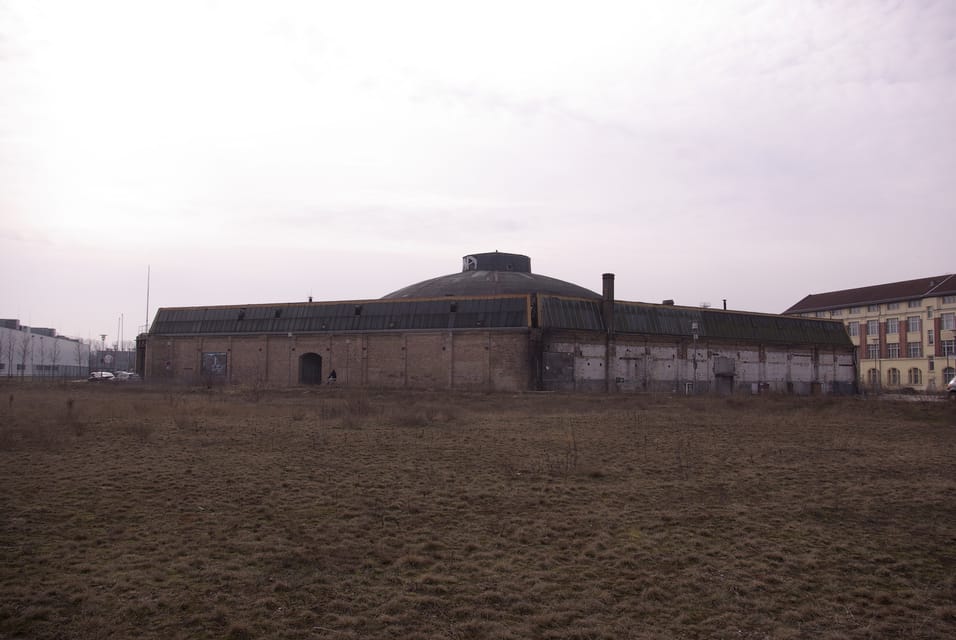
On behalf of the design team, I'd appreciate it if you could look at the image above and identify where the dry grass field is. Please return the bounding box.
[1,384,954,640]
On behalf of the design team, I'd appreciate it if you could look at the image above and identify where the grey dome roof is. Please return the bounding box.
[382,252,601,300]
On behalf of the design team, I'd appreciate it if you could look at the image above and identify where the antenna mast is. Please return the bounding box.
[145,265,151,333]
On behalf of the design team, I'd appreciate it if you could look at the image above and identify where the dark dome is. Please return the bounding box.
[382,252,601,300]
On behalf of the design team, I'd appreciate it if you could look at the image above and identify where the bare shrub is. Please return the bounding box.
[125,421,155,443]
[345,395,373,417]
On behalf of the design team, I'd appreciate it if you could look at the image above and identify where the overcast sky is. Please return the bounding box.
[1,0,954,343]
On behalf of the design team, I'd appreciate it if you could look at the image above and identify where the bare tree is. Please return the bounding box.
[0,329,7,378]
[49,338,60,380]
[17,332,30,378]
[5,331,14,378]
[75,340,86,378]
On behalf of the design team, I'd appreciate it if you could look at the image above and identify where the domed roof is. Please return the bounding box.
[382,252,601,300]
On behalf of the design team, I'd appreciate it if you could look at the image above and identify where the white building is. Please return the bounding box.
[0,320,91,380]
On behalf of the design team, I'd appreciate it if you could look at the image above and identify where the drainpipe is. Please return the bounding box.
[603,273,615,393]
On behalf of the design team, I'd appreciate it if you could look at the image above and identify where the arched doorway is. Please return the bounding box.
[299,353,322,385]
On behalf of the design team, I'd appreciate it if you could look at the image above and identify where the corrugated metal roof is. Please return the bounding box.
[149,296,531,336]
[537,297,605,331]
[614,302,850,346]
[536,297,850,346]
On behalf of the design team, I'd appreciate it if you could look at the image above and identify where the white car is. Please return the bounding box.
[88,371,115,382]
[948,376,956,393]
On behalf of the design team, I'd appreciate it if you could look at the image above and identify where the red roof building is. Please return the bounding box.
[785,275,956,392]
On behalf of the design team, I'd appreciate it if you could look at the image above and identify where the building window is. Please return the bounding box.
[816,311,827,318]
[867,304,879,312]
[927,307,934,319]
[886,318,899,334]
[942,313,955,330]
[867,368,880,387]
[907,342,923,358]
[928,329,934,345]
[866,319,879,335]
[942,340,956,356]
[847,322,859,337]
[942,295,956,304]
[887,302,900,310]
[908,299,921,308]
[888,368,900,385]
[907,368,922,385]
[944,366,956,381]
[928,359,935,371]
[849,307,861,315]
[830,309,842,317]
[866,343,879,360]
[907,316,921,333]
[887,343,900,358]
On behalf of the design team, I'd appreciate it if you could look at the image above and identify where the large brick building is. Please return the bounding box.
[785,275,956,392]
[141,252,856,394]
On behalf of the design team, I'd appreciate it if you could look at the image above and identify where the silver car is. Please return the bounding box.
[948,376,956,393]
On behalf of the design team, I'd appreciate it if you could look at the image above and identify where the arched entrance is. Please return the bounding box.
[299,352,322,385]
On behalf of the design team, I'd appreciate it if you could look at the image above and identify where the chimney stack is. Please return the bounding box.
[602,273,615,335]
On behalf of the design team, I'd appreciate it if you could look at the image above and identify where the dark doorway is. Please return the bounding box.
[299,353,322,385]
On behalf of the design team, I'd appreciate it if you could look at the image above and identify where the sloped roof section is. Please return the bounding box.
[784,274,955,314]
[150,296,531,336]
[537,297,851,346]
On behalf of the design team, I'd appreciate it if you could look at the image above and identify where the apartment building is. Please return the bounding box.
[784,275,956,392]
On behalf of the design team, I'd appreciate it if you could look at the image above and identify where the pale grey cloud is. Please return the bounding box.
[1,0,953,337]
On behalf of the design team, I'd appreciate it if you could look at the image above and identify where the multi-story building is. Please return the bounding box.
[785,275,956,392]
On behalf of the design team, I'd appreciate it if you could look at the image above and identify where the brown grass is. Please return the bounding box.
[1,384,955,639]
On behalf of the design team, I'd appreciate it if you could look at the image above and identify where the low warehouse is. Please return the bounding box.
[140,252,856,394]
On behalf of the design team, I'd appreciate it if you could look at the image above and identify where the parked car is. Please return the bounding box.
[114,371,141,382]
[88,371,115,382]
[948,376,956,393]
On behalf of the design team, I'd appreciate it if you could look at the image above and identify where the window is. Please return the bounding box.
[867,304,879,312]
[816,311,827,318]
[928,329,934,345]
[927,307,934,319]
[908,342,923,358]
[849,307,861,315]
[907,368,922,385]
[928,359,935,371]
[908,299,920,308]
[942,340,956,356]
[944,366,956,381]
[942,313,955,330]
[866,343,879,360]
[888,368,900,385]
[830,309,842,317]
[907,316,921,333]
[943,295,956,304]
[887,302,900,310]
[886,318,899,334]
[887,343,900,358]
[847,322,859,337]
[867,368,880,386]
[867,319,879,334]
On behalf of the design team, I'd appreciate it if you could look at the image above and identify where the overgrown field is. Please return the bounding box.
[1,385,954,639]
